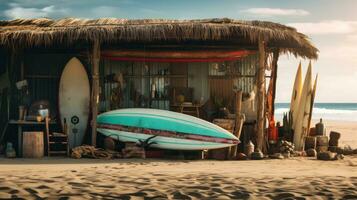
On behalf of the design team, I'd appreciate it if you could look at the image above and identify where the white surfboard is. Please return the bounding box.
[290,62,302,128]
[293,62,313,151]
[59,57,90,149]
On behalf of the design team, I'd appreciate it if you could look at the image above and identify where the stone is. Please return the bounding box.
[306,148,317,157]
[251,151,264,160]
[103,137,116,151]
[317,151,336,161]
[236,153,248,160]
[269,153,284,159]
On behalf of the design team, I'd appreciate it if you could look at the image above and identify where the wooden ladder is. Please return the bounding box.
[45,118,69,156]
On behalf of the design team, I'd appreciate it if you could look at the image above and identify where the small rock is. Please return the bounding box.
[353,149,357,154]
[236,153,247,160]
[104,137,116,151]
[334,154,344,160]
[317,151,336,161]
[269,153,284,159]
[293,151,305,157]
[251,151,264,160]
[306,149,317,157]
[282,152,290,158]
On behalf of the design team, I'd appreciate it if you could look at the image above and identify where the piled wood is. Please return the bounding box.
[71,145,121,159]
[278,140,295,157]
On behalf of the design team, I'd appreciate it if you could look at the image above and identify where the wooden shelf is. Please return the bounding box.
[49,151,67,154]
[125,75,186,78]
[150,98,169,101]
[208,75,271,79]
[49,142,68,144]
[25,75,60,79]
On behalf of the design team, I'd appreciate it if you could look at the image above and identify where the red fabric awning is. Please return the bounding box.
[102,50,256,63]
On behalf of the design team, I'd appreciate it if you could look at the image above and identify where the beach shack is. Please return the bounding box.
[0,18,318,158]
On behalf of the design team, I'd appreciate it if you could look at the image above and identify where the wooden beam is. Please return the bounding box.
[231,90,243,159]
[256,37,266,152]
[91,40,100,147]
[271,49,279,116]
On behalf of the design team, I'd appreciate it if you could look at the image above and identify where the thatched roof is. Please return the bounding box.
[0,18,318,59]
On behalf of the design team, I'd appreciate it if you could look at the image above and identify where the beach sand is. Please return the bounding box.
[0,120,356,199]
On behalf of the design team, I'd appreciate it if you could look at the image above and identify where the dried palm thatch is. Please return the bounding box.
[0,18,318,59]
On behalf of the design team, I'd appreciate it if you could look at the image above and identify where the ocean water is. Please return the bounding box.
[275,103,357,122]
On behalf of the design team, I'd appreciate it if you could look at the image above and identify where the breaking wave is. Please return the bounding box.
[274,106,357,122]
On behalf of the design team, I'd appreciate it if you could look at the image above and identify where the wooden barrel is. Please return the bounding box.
[329,131,341,146]
[305,136,316,150]
[316,136,328,152]
[316,136,328,146]
[22,132,44,158]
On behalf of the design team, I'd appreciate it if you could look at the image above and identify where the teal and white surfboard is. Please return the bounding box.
[97,108,239,150]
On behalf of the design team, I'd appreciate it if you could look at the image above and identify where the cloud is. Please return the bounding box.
[242,8,309,16]
[4,3,68,19]
[319,45,357,62]
[347,34,357,42]
[288,21,357,35]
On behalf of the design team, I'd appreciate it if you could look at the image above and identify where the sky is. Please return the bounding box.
[0,0,357,103]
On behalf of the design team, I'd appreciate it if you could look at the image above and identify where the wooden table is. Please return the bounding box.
[171,104,202,118]
[9,120,57,157]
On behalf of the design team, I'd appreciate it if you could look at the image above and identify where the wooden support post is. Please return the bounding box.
[230,90,243,159]
[256,37,266,152]
[91,40,100,147]
[271,49,279,116]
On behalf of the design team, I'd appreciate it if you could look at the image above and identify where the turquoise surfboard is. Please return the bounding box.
[97,108,239,150]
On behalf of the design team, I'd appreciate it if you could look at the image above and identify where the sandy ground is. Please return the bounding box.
[0,120,355,199]
[320,120,357,148]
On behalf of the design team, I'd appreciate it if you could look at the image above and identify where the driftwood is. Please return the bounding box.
[71,145,121,159]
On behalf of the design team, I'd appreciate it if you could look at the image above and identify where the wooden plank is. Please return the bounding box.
[22,131,44,158]
[91,40,100,147]
[256,37,266,152]
[230,90,243,159]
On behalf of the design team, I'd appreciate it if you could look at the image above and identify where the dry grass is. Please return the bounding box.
[0,18,318,59]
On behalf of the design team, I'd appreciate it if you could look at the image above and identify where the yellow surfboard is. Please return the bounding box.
[293,61,313,151]
[290,62,302,128]
[307,74,318,134]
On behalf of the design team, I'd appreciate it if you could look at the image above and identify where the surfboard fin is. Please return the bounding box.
[137,135,158,150]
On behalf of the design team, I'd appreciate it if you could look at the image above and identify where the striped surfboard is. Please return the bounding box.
[97,108,239,150]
